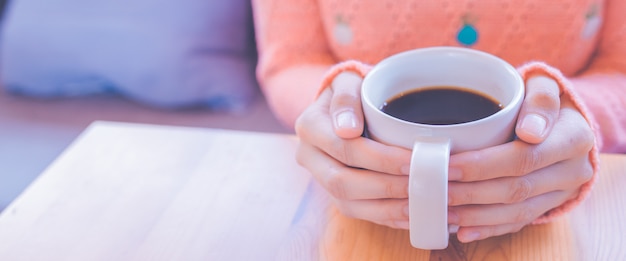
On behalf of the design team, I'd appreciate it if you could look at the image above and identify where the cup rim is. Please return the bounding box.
[362,46,525,128]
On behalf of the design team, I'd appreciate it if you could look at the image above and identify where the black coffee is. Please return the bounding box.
[380,87,503,125]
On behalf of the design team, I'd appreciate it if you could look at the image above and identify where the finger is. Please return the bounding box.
[296,142,409,200]
[448,153,592,206]
[294,87,334,137]
[296,97,411,175]
[333,198,410,229]
[455,223,526,243]
[449,99,594,181]
[449,190,573,228]
[453,189,573,243]
[515,75,561,144]
[329,71,365,139]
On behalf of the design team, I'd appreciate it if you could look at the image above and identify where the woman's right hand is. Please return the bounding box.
[295,71,413,229]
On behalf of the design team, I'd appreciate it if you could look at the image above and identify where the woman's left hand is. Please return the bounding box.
[447,75,595,243]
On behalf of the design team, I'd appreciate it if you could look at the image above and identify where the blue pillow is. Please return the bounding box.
[0,0,258,111]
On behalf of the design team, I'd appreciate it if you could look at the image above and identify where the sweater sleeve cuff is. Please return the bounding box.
[315,60,373,99]
[517,61,602,224]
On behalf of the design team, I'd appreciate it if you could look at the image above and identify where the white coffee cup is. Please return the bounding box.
[361,47,524,249]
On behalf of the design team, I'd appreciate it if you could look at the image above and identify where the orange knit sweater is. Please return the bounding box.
[252,0,626,222]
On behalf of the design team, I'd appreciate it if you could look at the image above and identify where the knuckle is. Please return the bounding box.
[377,147,406,174]
[295,143,318,173]
[456,151,485,181]
[461,189,474,205]
[454,188,474,206]
[385,178,409,198]
[385,181,396,199]
[325,166,350,200]
[294,109,316,139]
[575,160,594,185]
[514,204,536,223]
[333,92,360,107]
[447,188,458,206]
[564,125,595,186]
[575,126,596,153]
[294,115,306,137]
[332,72,362,93]
[331,139,355,166]
[529,92,559,109]
[527,89,560,110]
[506,178,532,203]
[343,141,361,167]
[518,146,541,176]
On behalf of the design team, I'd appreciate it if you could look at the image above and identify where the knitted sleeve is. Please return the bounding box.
[252,0,338,128]
[526,0,626,223]
[517,62,602,224]
[564,0,626,153]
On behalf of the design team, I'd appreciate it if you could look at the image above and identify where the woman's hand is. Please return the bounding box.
[295,71,413,229]
[447,76,595,243]
[295,71,595,244]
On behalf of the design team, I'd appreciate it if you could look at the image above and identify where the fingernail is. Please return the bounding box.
[449,224,460,234]
[334,109,357,129]
[520,114,547,138]
[462,231,481,242]
[448,167,462,180]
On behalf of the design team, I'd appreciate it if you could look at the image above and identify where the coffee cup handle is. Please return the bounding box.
[409,136,450,250]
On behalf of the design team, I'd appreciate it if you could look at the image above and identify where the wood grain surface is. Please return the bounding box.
[0,122,623,261]
[0,122,311,260]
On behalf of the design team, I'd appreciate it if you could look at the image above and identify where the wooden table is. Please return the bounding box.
[0,121,623,261]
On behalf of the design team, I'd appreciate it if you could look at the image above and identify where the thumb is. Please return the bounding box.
[330,71,365,139]
[516,75,561,144]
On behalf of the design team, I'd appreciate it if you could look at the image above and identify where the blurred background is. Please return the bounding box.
[0,0,290,212]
